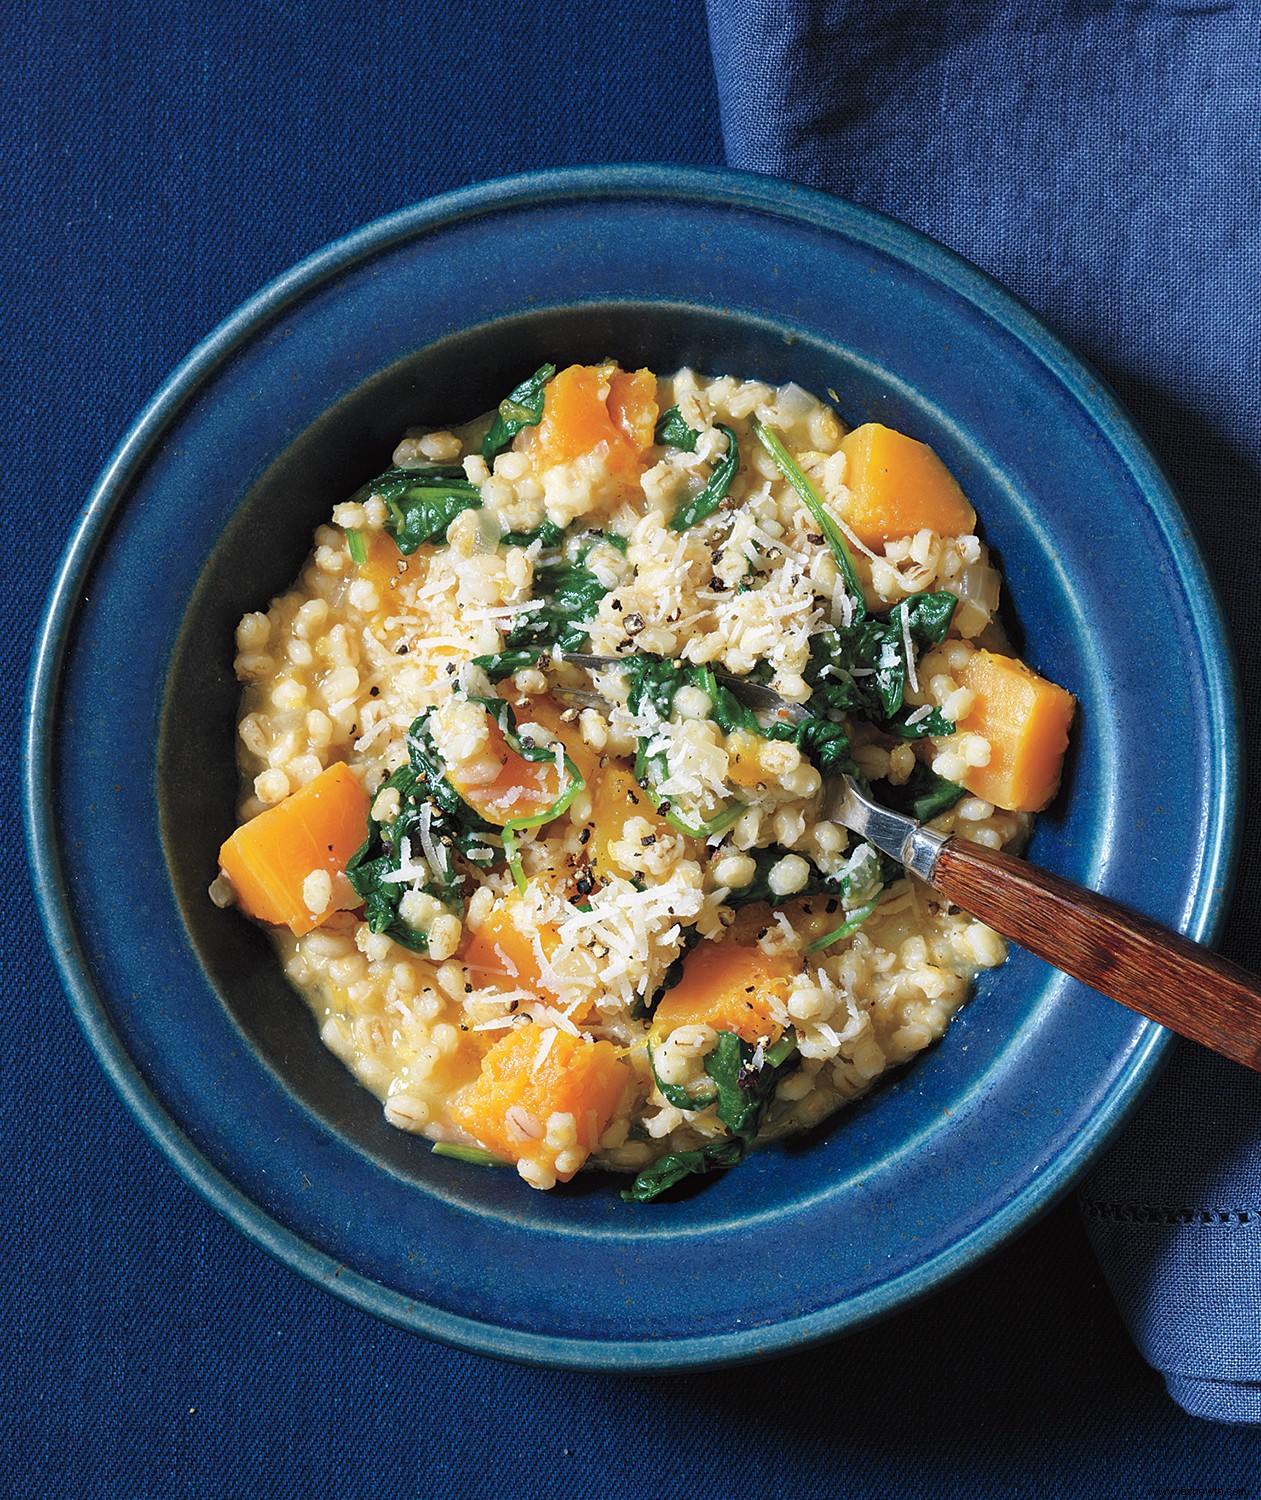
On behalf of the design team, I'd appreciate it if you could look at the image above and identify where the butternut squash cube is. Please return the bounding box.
[607,367,659,451]
[218,762,370,935]
[952,649,1076,812]
[463,893,563,999]
[588,765,676,878]
[838,423,976,548]
[650,938,795,1047]
[448,1024,628,1181]
[445,712,565,828]
[515,694,601,791]
[534,364,657,477]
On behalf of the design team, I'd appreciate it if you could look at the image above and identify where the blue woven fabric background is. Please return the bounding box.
[8,0,1261,1491]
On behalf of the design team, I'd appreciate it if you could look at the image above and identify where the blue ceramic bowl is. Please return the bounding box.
[25,166,1239,1370]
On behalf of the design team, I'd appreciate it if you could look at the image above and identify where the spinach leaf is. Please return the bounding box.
[404,711,500,844]
[621,1031,799,1202]
[648,1045,718,1111]
[345,766,431,951]
[881,763,966,823]
[662,802,749,839]
[473,558,611,682]
[759,592,956,773]
[499,522,626,555]
[668,424,740,532]
[804,590,959,725]
[470,646,542,683]
[467,694,586,891]
[620,1137,747,1202]
[346,712,499,950]
[347,693,586,935]
[898,589,958,642]
[621,654,756,736]
[431,1142,507,1167]
[804,895,881,954]
[751,421,866,619]
[655,406,700,451]
[705,1030,799,1142]
[512,557,608,654]
[481,364,555,464]
[501,519,567,550]
[882,704,956,740]
[618,654,757,831]
[350,465,482,556]
[763,713,856,779]
[723,840,888,914]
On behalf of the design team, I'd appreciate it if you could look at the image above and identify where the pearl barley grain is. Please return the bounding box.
[768,854,810,897]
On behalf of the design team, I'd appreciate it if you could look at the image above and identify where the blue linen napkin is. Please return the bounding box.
[707,0,1261,1423]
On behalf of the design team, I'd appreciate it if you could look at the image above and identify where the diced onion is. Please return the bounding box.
[775,382,819,422]
[957,563,1001,615]
[954,563,1001,634]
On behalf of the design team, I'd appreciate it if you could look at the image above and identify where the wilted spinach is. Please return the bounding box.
[474,557,611,682]
[622,654,759,737]
[465,693,586,891]
[669,424,740,532]
[500,519,567,550]
[346,712,498,950]
[763,714,856,780]
[347,693,585,938]
[751,420,866,618]
[617,654,760,835]
[722,839,890,915]
[481,364,555,464]
[622,1031,800,1202]
[806,591,958,724]
[655,406,700,451]
[620,1137,748,1201]
[881,762,966,824]
[349,465,482,556]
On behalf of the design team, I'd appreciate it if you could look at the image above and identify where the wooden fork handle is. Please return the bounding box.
[931,838,1261,1071]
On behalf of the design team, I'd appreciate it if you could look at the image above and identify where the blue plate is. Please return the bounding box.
[24,166,1240,1370]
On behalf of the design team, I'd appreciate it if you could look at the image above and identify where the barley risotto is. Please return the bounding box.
[212,362,1074,1199]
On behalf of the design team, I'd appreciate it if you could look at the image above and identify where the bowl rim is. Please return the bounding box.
[23,163,1242,1370]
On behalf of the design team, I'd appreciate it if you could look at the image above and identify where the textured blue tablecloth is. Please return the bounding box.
[9,0,1261,1490]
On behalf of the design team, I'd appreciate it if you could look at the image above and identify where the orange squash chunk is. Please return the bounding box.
[463,894,563,998]
[448,1024,628,1180]
[650,938,795,1047]
[607,367,659,450]
[352,529,428,604]
[534,364,655,476]
[512,697,685,880]
[445,712,565,827]
[725,729,770,792]
[588,765,676,878]
[951,649,1076,812]
[838,423,977,548]
[356,529,408,588]
[218,762,370,935]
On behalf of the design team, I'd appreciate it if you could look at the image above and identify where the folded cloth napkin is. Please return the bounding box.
[706,0,1261,1423]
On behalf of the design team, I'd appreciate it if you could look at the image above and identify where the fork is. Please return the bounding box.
[559,651,1261,1071]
